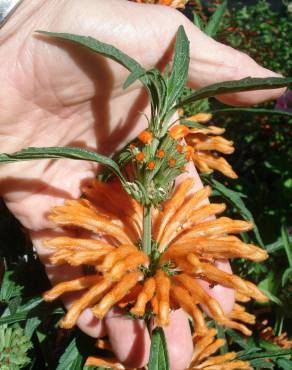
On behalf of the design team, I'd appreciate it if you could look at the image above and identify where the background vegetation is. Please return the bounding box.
[0,1,291,368]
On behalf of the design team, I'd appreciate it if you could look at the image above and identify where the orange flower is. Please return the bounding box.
[181,113,238,178]
[43,178,268,336]
[257,319,292,349]
[147,160,156,170]
[135,152,145,161]
[186,113,213,123]
[157,149,165,158]
[86,325,252,370]
[169,125,190,140]
[138,130,153,145]
[168,158,177,167]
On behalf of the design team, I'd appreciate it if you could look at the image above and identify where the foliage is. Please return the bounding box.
[0,324,32,370]
[0,1,291,369]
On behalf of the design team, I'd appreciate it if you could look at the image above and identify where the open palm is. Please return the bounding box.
[0,0,284,368]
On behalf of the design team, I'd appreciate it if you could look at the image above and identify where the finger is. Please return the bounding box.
[58,0,284,106]
[163,309,193,370]
[197,260,235,316]
[179,16,285,106]
[177,162,235,316]
[104,306,151,368]
[31,230,107,338]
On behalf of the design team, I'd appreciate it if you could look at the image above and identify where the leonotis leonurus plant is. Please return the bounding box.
[1,22,291,370]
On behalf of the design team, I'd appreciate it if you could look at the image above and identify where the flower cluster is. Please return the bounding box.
[43,178,267,336]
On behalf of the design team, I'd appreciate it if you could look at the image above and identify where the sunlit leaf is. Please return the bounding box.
[178,77,292,107]
[0,147,127,184]
[148,328,169,370]
[212,107,292,119]
[167,26,190,110]
[36,31,145,78]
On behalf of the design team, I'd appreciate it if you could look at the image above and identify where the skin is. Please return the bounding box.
[0,0,285,368]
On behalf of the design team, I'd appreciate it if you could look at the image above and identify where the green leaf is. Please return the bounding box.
[192,11,205,31]
[166,26,190,110]
[260,288,283,306]
[202,175,264,246]
[56,338,84,370]
[0,147,127,184]
[24,317,41,339]
[36,31,145,79]
[282,267,292,287]
[281,224,292,267]
[277,357,292,370]
[258,271,282,305]
[178,77,292,107]
[148,328,170,370]
[237,348,292,361]
[123,66,146,89]
[0,297,63,325]
[266,236,292,253]
[211,107,292,119]
[180,118,205,128]
[205,1,227,37]
[0,271,23,304]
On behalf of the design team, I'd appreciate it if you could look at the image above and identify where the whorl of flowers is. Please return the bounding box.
[182,113,238,178]
[43,177,267,336]
[86,327,252,369]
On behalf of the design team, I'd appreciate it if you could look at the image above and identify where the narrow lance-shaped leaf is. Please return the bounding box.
[166,25,190,110]
[281,224,292,268]
[202,175,264,247]
[148,328,170,370]
[177,77,292,107]
[36,31,146,84]
[192,11,205,31]
[237,348,292,361]
[212,107,292,119]
[0,147,127,184]
[205,0,227,37]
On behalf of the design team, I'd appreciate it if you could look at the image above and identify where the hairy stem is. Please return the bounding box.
[143,205,152,255]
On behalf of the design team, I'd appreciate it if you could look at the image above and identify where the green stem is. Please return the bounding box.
[143,205,152,255]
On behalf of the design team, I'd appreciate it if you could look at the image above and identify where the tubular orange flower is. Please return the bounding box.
[180,112,238,178]
[86,327,251,370]
[186,113,213,123]
[43,178,268,338]
[257,319,292,349]
[138,130,153,144]
[169,124,190,140]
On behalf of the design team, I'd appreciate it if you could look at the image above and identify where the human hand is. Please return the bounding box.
[0,0,285,369]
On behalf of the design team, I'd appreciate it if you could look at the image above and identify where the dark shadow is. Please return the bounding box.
[0,177,72,199]
[36,32,176,159]
[123,318,149,366]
